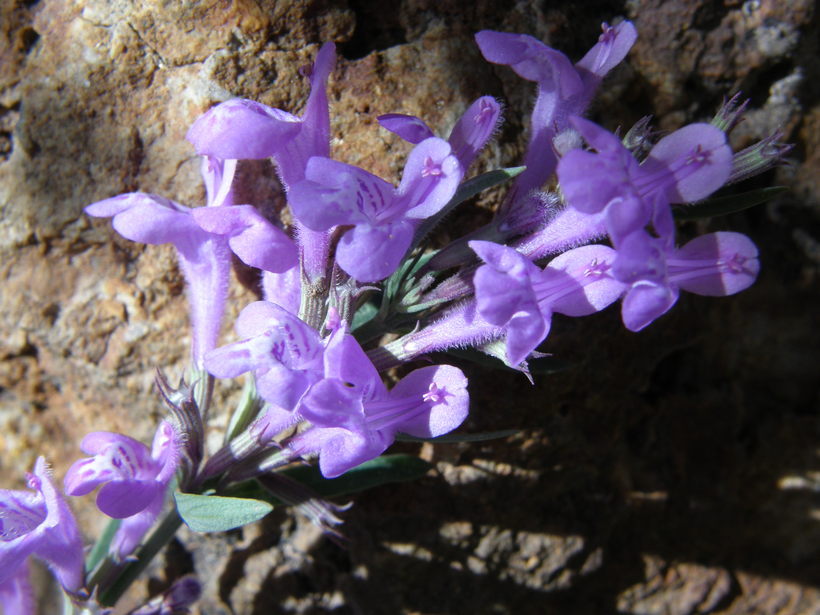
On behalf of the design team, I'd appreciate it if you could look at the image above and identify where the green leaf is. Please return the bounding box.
[224,455,433,510]
[413,166,526,245]
[351,301,380,331]
[174,492,273,532]
[396,429,519,443]
[443,347,571,375]
[280,454,432,499]
[451,166,526,206]
[673,186,787,220]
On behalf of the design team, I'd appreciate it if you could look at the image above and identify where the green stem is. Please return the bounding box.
[85,518,121,576]
[98,510,183,607]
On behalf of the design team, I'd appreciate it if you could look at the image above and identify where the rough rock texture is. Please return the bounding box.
[1,0,818,614]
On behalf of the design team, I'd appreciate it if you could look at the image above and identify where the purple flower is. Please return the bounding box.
[86,191,230,368]
[86,157,297,368]
[186,43,336,284]
[575,22,639,86]
[476,21,636,206]
[289,329,469,478]
[378,95,502,172]
[204,302,325,411]
[288,137,463,281]
[191,203,297,274]
[614,231,760,331]
[472,241,625,365]
[64,421,181,560]
[186,43,335,189]
[425,23,636,274]
[0,457,84,597]
[558,117,733,245]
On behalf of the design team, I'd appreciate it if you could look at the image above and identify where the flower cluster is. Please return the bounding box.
[0,20,785,613]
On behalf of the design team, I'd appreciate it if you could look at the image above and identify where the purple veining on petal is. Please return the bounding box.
[0,458,84,593]
[64,423,181,559]
[289,331,468,478]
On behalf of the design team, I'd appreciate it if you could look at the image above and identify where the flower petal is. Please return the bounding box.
[0,560,35,615]
[546,244,625,316]
[471,241,541,326]
[318,430,388,479]
[390,365,469,438]
[186,99,301,160]
[671,232,760,296]
[96,480,160,519]
[335,221,414,282]
[475,31,581,93]
[275,41,336,187]
[400,138,462,219]
[256,364,321,411]
[193,205,297,273]
[576,21,638,79]
[321,328,384,396]
[621,281,678,332]
[262,265,302,314]
[642,123,732,203]
[289,157,395,230]
[447,96,502,170]
[505,309,550,367]
[378,113,435,144]
[300,378,366,431]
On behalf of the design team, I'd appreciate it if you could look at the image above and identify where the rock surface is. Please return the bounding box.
[1,0,818,613]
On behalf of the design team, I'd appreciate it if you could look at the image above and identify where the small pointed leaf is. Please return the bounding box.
[413,166,526,245]
[281,454,432,499]
[673,186,787,220]
[453,166,526,204]
[396,429,520,443]
[174,492,273,532]
[442,348,571,375]
[351,301,380,331]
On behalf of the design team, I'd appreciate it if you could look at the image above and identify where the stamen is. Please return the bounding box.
[422,382,452,404]
[583,258,610,278]
[366,386,449,432]
[667,252,751,283]
[421,156,443,178]
[599,22,615,44]
[685,144,711,166]
[476,99,495,124]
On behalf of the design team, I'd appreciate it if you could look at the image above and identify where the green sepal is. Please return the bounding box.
[384,250,439,303]
[377,249,448,324]
[673,186,787,220]
[224,374,264,444]
[174,491,274,532]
